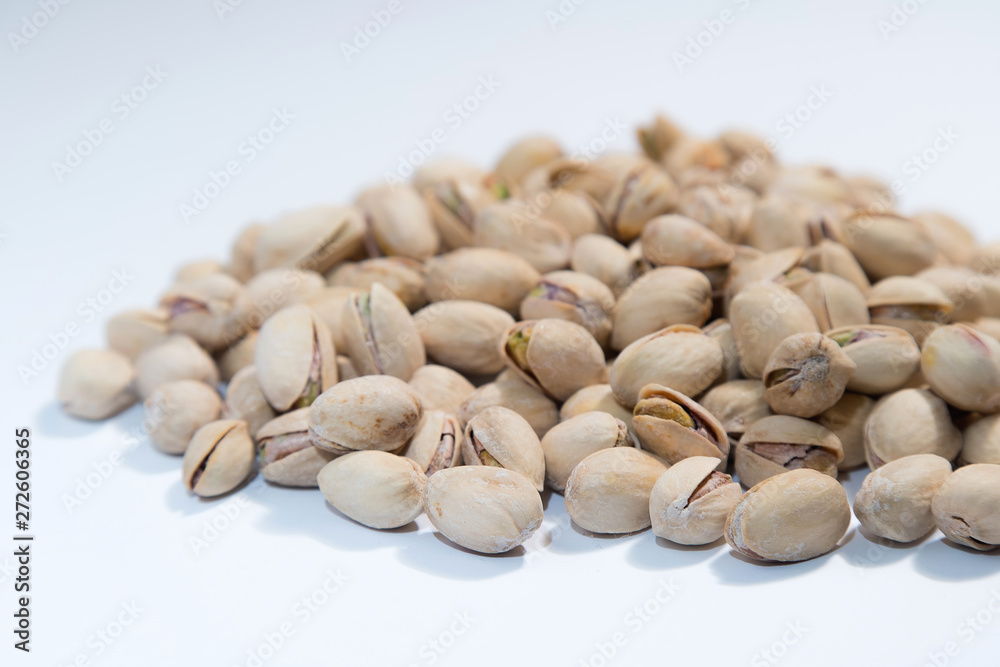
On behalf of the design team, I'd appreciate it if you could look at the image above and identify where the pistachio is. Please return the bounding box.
[729,281,821,379]
[134,335,219,399]
[564,447,669,534]
[106,308,169,360]
[355,184,440,260]
[637,115,684,163]
[424,248,540,314]
[412,158,487,193]
[257,409,336,487]
[308,375,423,454]
[407,365,476,417]
[414,300,514,376]
[243,269,326,325]
[746,194,814,252]
[402,410,462,475]
[340,283,426,381]
[336,354,359,381]
[632,384,729,467]
[864,389,962,469]
[255,305,336,412]
[762,333,856,418]
[931,464,1000,551]
[58,349,137,420]
[675,183,756,243]
[600,160,679,242]
[912,210,978,267]
[424,466,544,554]
[815,392,875,470]
[217,330,258,383]
[227,223,264,282]
[501,319,605,402]
[462,406,546,491]
[797,240,871,293]
[519,159,608,239]
[145,380,222,455]
[960,414,1000,466]
[700,380,771,447]
[222,366,277,437]
[318,451,427,529]
[494,136,563,188]
[472,200,572,273]
[252,206,366,274]
[649,456,743,545]
[160,273,252,351]
[641,214,735,271]
[735,415,843,489]
[727,247,805,299]
[854,454,952,543]
[559,384,635,435]
[826,325,921,395]
[867,276,953,346]
[181,419,255,497]
[611,267,713,350]
[921,324,1000,414]
[976,317,1000,342]
[779,270,870,332]
[725,468,851,563]
[570,233,639,297]
[303,286,362,353]
[459,372,559,439]
[424,176,500,250]
[841,211,936,281]
[541,412,636,492]
[520,271,616,347]
[175,259,225,283]
[769,165,851,205]
[916,266,988,323]
[328,257,427,311]
[702,318,743,383]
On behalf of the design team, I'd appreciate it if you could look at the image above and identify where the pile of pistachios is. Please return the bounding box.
[58,114,1000,562]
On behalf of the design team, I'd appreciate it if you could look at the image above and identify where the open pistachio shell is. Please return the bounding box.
[255,305,336,412]
[340,282,426,381]
[257,409,336,487]
[734,415,843,489]
[253,206,366,274]
[182,419,255,497]
[462,406,546,492]
[632,384,729,468]
[650,456,743,546]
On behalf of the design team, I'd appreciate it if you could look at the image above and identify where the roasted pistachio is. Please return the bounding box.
[520,271,616,347]
[921,324,1000,414]
[424,176,500,250]
[501,319,605,402]
[641,214,734,271]
[780,270,870,332]
[257,409,336,487]
[255,305,336,412]
[735,415,843,489]
[407,365,476,417]
[916,266,988,324]
[541,412,636,492]
[355,184,440,261]
[415,300,514,376]
[702,318,743,383]
[243,269,326,325]
[913,210,978,267]
[472,200,572,273]
[106,308,169,360]
[308,375,423,454]
[402,410,462,475]
[960,414,1000,466]
[815,392,874,470]
[253,206,365,274]
[864,389,962,469]
[145,380,221,455]
[340,283,426,381]
[59,349,137,420]
[182,419,255,497]
[424,248,540,314]
[318,451,427,529]
[222,366,277,437]
[571,233,639,297]
[217,330,258,383]
[328,257,427,311]
[632,384,729,467]
[649,456,742,545]
[601,160,679,242]
[134,335,219,400]
[867,276,953,346]
[565,447,669,534]
[227,223,264,282]
[160,273,252,352]
[729,281,820,378]
[854,454,952,543]
[675,183,756,243]
[459,371,559,439]
[762,333,856,418]
[700,380,771,447]
[841,211,936,281]
[560,384,635,434]
[826,325,921,395]
[932,464,1000,551]
[303,286,362,353]
[611,267,713,350]
[494,136,563,188]
[462,406,545,491]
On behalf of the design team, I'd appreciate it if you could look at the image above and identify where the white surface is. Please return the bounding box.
[3,1,1000,665]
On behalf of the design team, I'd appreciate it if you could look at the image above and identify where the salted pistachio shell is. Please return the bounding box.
[798,240,871,293]
[145,380,221,455]
[961,414,1000,466]
[864,389,962,469]
[328,257,426,311]
[854,454,952,543]
[414,300,514,376]
[160,273,252,351]
[780,270,870,332]
[134,335,219,399]
[735,415,843,489]
[257,409,336,487]
[560,384,634,435]
[308,375,423,454]
[611,267,713,350]
[725,468,850,562]
[472,199,572,273]
[407,365,476,417]
[228,223,263,282]
[217,330,258,383]
[975,317,1000,342]
[867,276,953,345]
[462,406,545,491]
[610,325,724,409]
[602,161,679,242]
[826,325,921,395]
[424,466,543,554]
[412,158,487,193]
[650,456,743,545]
[921,324,1000,414]
[641,214,735,270]
[729,281,820,379]
[423,175,500,250]
[222,366,277,437]
[356,184,439,260]
[571,234,639,297]
[632,384,729,467]
[700,380,771,445]
[816,392,874,470]
[520,270,616,347]
[841,211,936,281]
[243,269,326,324]
[541,412,636,492]
[494,136,563,187]
[660,137,731,181]
[932,464,1000,551]
[424,248,540,313]
[59,349,137,420]
[304,286,362,353]
[501,319,605,402]
[182,420,255,497]
[746,194,814,252]
[459,372,559,439]
[726,247,805,299]
[106,308,169,360]
[255,305,336,412]
[253,206,366,274]
[702,319,742,383]
[916,266,988,323]
[340,282,426,381]
[913,210,978,267]
[565,447,669,534]
[636,115,684,162]
[319,451,427,529]
[402,410,462,475]
[763,333,856,418]
[336,355,359,381]
[676,183,756,243]
[519,162,605,238]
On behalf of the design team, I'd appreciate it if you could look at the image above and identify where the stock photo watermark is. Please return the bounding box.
[339,0,409,62]
[672,0,758,73]
[578,578,680,667]
[877,0,931,39]
[57,600,145,666]
[188,478,268,555]
[406,611,476,666]
[921,590,1000,667]
[546,0,590,30]
[750,621,809,666]
[7,0,74,53]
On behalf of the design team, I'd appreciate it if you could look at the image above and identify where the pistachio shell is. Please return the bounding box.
[541,412,636,492]
[494,136,563,187]
[182,420,255,497]
[815,392,874,470]
[459,373,559,439]
[921,324,1000,414]
[472,200,572,273]
[160,273,252,351]
[763,333,857,418]
[106,308,169,360]
[243,269,326,323]
[932,464,1000,551]
[340,282,426,381]
[864,389,962,469]
[700,380,771,443]
[780,271,870,332]
[355,185,439,260]
[632,384,729,467]
[308,375,423,454]
[565,447,669,534]
[402,410,462,475]
[641,214,735,269]
[253,206,365,274]
[611,267,713,350]
[423,176,499,249]
[407,365,476,417]
[414,300,514,375]
[228,223,263,282]
[134,335,219,399]
[501,319,606,402]
[854,454,952,543]
[424,248,540,313]
[222,366,277,437]
[571,233,638,297]
[649,456,743,545]
[841,211,936,281]
[462,406,546,491]
[520,270,616,347]
[560,384,635,435]
[729,281,820,378]
[735,415,843,489]
[328,257,427,311]
[304,286,362,353]
[59,349,137,420]
[319,451,427,529]
[255,305,337,412]
[960,414,1000,466]
[145,380,222,454]
[217,331,258,383]
[826,325,921,395]
[257,409,336,487]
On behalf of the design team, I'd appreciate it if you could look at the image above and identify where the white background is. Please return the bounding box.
[3,1,1000,665]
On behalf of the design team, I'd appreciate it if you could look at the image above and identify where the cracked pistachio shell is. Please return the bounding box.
[494,136,563,188]
[610,325,724,409]
[826,325,921,395]
[565,447,670,534]
[913,210,977,267]
[571,234,639,298]
[423,176,500,250]
[632,384,729,467]
[328,257,427,312]
[864,389,962,469]
[134,335,219,400]
[916,267,988,323]
[356,184,440,261]
[611,267,713,350]
[59,349,137,420]
[462,406,546,491]
[725,468,850,563]
[106,308,169,360]
[228,223,263,283]
[243,269,326,323]
[160,273,252,351]
[253,206,366,274]
[650,456,743,545]
[641,214,735,270]
[303,286,361,353]
[746,194,814,252]
[501,319,605,402]
[255,305,336,412]
[341,282,426,381]
[542,412,637,492]
[763,333,856,418]
[729,281,821,379]
[407,365,475,417]
[961,414,1000,466]
[217,330,258,383]
[424,466,543,554]
[308,375,423,454]
[175,259,225,283]
[319,451,427,529]
[726,247,805,299]
[459,372,559,439]
[424,248,540,314]
[932,464,1000,551]
[780,270,870,332]
[182,419,255,497]
[676,183,756,243]
[222,366,277,437]
[841,211,936,281]
[735,415,843,489]
[922,324,1000,414]
[816,392,875,470]
[560,384,635,435]
[854,454,952,543]
[402,410,462,475]
[798,240,871,293]
[414,300,514,376]
[145,380,222,455]
[472,200,572,274]
[520,271,616,348]
[702,319,743,383]
[257,408,336,487]
[700,380,771,444]
[867,276,953,345]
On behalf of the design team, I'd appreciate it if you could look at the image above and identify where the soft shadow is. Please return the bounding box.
[165,474,264,516]
[392,531,525,579]
[539,488,553,511]
[710,531,853,585]
[837,526,928,571]
[912,537,1000,581]
[626,535,726,570]
[35,401,105,438]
